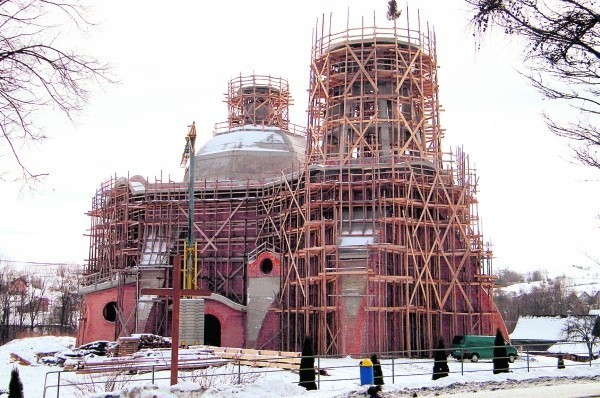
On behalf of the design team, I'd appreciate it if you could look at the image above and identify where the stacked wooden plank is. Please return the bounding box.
[207,346,301,370]
[110,334,172,358]
[63,345,301,373]
[67,347,225,373]
[113,336,140,357]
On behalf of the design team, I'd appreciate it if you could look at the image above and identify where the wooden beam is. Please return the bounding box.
[140,288,212,297]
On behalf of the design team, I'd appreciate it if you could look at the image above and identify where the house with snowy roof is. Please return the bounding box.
[510,316,568,351]
[546,341,600,362]
[511,315,600,361]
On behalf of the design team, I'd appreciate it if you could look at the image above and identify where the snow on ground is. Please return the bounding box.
[498,268,600,299]
[0,336,599,397]
[499,281,547,295]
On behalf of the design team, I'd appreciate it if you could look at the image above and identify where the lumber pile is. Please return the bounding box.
[10,353,31,366]
[112,337,140,357]
[111,334,171,357]
[207,346,301,370]
[137,334,171,350]
[61,343,301,373]
[35,351,61,363]
[67,347,224,373]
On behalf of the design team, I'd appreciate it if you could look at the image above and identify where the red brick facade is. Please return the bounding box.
[77,285,136,345]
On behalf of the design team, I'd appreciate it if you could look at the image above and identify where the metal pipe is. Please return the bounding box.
[56,371,61,398]
[171,256,182,385]
[317,355,321,389]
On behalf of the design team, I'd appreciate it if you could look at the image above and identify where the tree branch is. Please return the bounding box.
[0,0,112,183]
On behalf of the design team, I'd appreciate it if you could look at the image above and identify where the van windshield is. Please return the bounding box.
[452,335,464,345]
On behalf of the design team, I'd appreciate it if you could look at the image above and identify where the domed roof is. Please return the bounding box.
[188,124,305,182]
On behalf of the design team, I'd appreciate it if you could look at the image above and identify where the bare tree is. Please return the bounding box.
[50,264,79,333]
[495,269,524,286]
[494,274,583,333]
[527,270,546,283]
[11,273,27,330]
[25,271,47,331]
[563,315,600,362]
[0,0,111,182]
[0,265,16,342]
[466,0,599,169]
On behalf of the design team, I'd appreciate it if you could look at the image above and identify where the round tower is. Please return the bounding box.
[306,23,441,166]
[187,75,305,182]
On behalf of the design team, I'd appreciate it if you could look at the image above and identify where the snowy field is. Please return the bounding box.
[0,336,599,397]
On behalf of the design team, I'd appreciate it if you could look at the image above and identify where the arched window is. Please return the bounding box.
[102,301,117,322]
[260,258,274,275]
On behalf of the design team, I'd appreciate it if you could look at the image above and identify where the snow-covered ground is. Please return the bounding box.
[0,336,599,397]
[498,265,600,298]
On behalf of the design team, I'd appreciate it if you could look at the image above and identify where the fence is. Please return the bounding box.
[42,341,600,397]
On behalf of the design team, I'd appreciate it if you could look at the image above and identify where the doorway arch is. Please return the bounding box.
[204,314,221,346]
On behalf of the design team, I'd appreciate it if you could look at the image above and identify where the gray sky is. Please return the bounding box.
[1,0,598,276]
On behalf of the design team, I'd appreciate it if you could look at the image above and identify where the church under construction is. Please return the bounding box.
[77,12,507,356]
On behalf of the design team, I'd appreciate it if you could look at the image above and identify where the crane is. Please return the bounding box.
[180,122,197,290]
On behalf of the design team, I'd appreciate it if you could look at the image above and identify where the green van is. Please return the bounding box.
[451,335,519,362]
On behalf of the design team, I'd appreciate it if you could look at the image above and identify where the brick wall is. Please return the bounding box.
[77,285,136,345]
[204,299,245,347]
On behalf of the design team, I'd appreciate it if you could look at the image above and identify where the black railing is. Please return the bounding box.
[42,341,599,397]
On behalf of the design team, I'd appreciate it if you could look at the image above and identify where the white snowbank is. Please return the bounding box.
[0,335,75,364]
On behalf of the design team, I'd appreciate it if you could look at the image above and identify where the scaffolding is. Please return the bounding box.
[81,76,302,341]
[80,12,502,357]
[276,14,496,356]
[226,75,292,130]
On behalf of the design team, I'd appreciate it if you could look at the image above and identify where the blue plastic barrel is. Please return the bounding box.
[359,358,374,385]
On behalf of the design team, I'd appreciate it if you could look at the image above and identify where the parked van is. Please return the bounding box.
[451,335,519,362]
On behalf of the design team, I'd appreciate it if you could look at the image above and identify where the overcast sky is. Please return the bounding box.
[1,0,598,276]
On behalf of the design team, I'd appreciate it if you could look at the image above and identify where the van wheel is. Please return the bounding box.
[470,353,479,362]
[508,355,515,363]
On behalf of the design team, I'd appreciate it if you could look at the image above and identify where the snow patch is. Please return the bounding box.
[198,128,287,156]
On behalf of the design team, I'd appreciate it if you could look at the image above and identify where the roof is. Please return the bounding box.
[188,124,305,181]
[198,125,290,156]
[510,316,568,341]
[547,342,600,357]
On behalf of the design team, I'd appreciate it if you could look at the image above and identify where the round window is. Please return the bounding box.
[103,301,117,322]
[260,258,273,275]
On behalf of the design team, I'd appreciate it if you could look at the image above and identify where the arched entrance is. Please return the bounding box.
[204,314,221,346]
